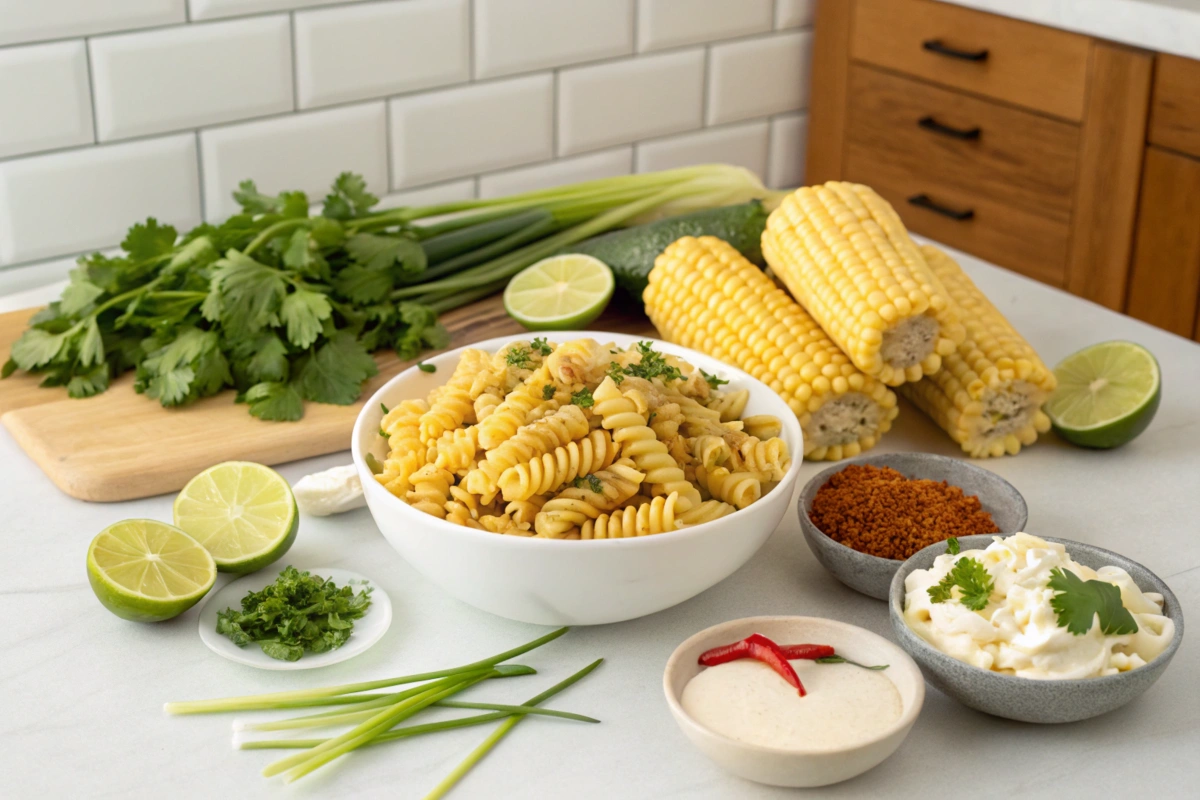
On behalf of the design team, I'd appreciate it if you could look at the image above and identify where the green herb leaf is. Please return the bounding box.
[506,345,533,370]
[700,369,728,390]
[280,288,333,349]
[624,341,682,383]
[10,327,71,370]
[394,302,447,360]
[928,556,994,611]
[815,655,889,670]
[243,382,304,422]
[417,362,436,373]
[573,474,604,494]
[233,333,290,385]
[531,337,552,356]
[58,276,105,316]
[570,387,594,408]
[607,361,625,385]
[542,384,556,400]
[295,333,379,405]
[345,233,426,276]
[206,250,287,337]
[321,172,379,220]
[365,452,384,475]
[380,402,390,414]
[66,363,110,398]
[121,218,178,261]
[1047,568,1139,636]
[78,317,105,367]
[946,537,961,555]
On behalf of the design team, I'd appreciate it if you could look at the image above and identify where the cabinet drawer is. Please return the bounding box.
[851,0,1092,121]
[843,155,1070,287]
[845,65,1079,223]
[1149,54,1200,159]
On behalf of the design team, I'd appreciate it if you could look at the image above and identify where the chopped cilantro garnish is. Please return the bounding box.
[506,346,533,369]
[1048,568,1139,636]
[380,402,389,414]
[571,387,594,408]
[700,369,728,390]
[379,427,388,438]
[607,361,625,385]
[573,474,605,494]
[946,537,960,555]
[530,337,552,356]
[542,384,555,400]
[928,556,994,611]
[417,362,436,373]
[623,341,682,383]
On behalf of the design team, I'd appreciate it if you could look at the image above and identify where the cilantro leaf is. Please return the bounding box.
[394,302,448,359]
[66,363,110,398]
[78,317,105,368]
[233,182,309,218]
[946,537,961,555]
[282,229,330,282]
[134,328,228,406]
[322,173,379,220]
[624,341,683,382]
[243,381,304,421]
[700,369,729,390]
[543,384,555,400]
[531,337,552,356]
[295,333,378,405]
[121,218,177,261]
[344,233,425,276]
[1048,568,1139,636]
[607,361,625,385]
[280,288,332,349]
[506,345,533,369]
[10,328,71,370]
[928,556,994,611]
[59,275,105,316]
[572,474,604,494]
[571,387,594,408]
[206,250,286,337]
[332,264,393,304]
[233,333,290,385]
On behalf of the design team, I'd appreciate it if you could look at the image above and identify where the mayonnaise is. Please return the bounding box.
[903,533,1174,679]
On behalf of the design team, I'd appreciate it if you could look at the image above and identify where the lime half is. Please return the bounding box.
[88,519,216,622]
[504,254,615,330]
[173,461,298,573]
[1044,341,1161,449]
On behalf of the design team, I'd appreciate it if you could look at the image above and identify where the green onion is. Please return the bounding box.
[164,627,567,715]
[422,659,603,800]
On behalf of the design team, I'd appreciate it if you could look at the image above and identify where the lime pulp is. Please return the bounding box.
[504,254,615,331]
[1043,340,1161,449]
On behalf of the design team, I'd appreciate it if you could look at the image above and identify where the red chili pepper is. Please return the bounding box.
[697,633,807,696]
[778,644,836,660]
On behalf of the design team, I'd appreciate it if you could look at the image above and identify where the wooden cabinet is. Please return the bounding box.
[807,0,1163,319]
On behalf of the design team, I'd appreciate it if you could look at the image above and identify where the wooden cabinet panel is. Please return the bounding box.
[845,65,1079,222]
[1149,53,1200,158]
[805,0,853,184]
[851,0,1091,121]
[1065,43,1154,311]
[1126,147,1200,338]
[843,156,1070,287]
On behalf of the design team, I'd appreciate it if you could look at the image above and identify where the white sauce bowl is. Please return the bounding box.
[351,332,804,625]
[663,616,924,787]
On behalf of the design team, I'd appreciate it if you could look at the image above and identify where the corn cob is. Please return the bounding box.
[899,245,1056,457]
[645,235,898,461]
[763,182,966,386]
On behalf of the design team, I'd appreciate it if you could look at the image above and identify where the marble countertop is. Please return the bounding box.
[937,0,1200,61]
[1,242,1198,799]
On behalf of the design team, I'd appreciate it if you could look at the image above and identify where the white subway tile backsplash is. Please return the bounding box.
[707,31,811,125]
[474,0,633,79]
[775,0,816,29]
[0,42,94,159]
[768,112,808,188]
[0,0,184,47]
[635,121,769,178]
[295,0,468,109]
[190,0,354,21]
[90,16,293,141]
[376,179,478,211]
[0,134,200,266]
[558,49,703,156]
[389,75,553,189]
[637,0,772,52]
[200,102,388,220]
[479,147,632,199]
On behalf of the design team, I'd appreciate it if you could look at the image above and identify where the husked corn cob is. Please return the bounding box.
[645,235,899,461]
[763,182,966,386]
[899,244,1056,457]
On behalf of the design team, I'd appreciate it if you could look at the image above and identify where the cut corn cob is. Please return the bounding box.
[763,182,966,386]
[899,244,1056,457]
[645,235,899,461]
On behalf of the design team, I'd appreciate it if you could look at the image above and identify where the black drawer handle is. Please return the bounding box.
[922,39,989,61]
[918,115,981,140]
[907,194,975,221]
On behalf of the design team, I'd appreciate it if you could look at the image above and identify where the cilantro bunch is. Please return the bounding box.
[3,173,448,420]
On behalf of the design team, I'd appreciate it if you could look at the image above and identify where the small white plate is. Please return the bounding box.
[197,568,392,670]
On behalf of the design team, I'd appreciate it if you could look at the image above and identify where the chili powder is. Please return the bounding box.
[809,464,1000,560]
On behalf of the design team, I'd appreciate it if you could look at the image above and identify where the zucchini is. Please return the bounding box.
[569,201,768,301]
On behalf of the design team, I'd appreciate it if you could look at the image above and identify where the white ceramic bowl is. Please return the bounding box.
[663,617,924,788]
[352,332,803,626]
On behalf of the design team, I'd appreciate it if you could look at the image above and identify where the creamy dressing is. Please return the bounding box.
[680,659,902,750]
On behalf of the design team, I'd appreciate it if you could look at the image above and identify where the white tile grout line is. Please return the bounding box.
[195,130,208,221]
[467,0,476,82]
[631,0,640,53]
[384,98,396,192]
[700,44,712,129]
[82,37,100,144]
[551,69,560,158]
[289,11,300,112]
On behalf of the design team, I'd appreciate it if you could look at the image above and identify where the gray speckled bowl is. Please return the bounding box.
[798,453,1028,600]
[889,534,1184,723]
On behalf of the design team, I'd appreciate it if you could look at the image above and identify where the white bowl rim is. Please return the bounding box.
[662,615,925,756]
[352,331,804,549]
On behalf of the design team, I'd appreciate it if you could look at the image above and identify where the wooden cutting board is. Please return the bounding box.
[0,298,655,502]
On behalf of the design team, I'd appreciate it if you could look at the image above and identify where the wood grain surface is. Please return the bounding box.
[1065,42,1154,311]
[845,65,1080,222]
[850,0,1092,122]
[1149,53,1200,159]
[803,0,853,185]
[0,297,656,502]
[1125,146,1200,338]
